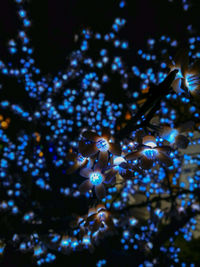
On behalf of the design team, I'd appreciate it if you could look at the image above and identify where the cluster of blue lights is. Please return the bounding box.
[0,0,200,266]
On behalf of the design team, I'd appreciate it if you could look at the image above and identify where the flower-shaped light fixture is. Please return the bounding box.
[79,164,117,199]
[161,121,194,149]
[125,135,172,169]
[168,49,200,99]
[79,128,121,169]
[85,204,114,233]
[66,151,89,174]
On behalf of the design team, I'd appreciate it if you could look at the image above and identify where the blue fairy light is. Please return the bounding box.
[89,172,103,185]
[142,148,158,159]
[185,73,200,92]
[96,138,109,151]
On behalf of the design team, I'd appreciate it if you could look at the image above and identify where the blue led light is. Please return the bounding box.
[163,129,178,143]
[142,149,158,159]
[77,155,86,165]
[185,73,200,92]
[89,172,103,185]
[34,246,43,257]
[96,138,109,151]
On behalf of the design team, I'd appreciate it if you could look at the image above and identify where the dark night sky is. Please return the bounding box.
[0,0,199,112]
[0,0,199,74]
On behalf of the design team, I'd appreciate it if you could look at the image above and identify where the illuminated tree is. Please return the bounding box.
[0,0,200,266]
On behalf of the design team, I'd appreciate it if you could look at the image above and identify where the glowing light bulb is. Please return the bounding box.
[77,155,86,165]
[89,172,103,185]
[34,245,43,257]
[98,211,106,221]
[142,148,158,159]
[96,138,109,151]
[164,129,178,143]
[185,73,200,92]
